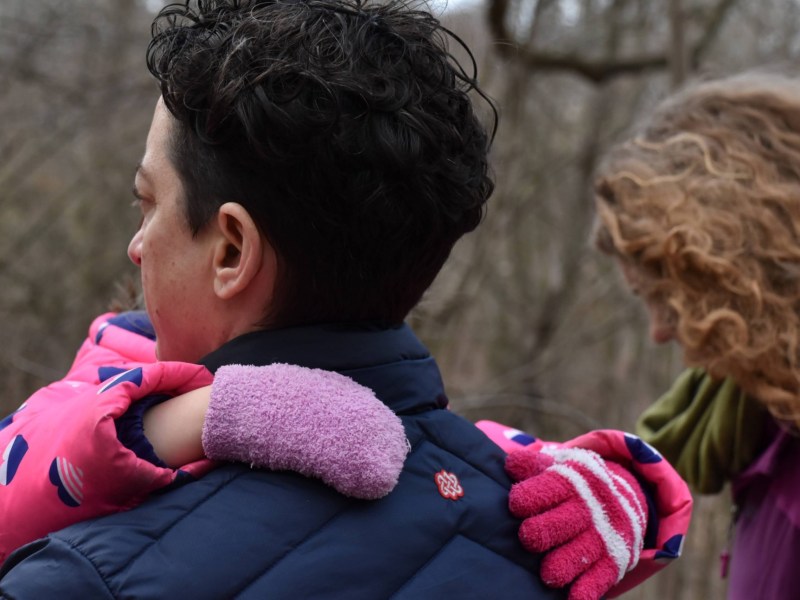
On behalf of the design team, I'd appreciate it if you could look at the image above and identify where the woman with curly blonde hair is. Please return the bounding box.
[594,72,800,599]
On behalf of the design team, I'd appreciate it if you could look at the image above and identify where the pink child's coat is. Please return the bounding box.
[0,313,413,564]
[0,314,215,564]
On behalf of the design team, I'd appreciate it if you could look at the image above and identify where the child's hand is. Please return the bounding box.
[506,446,647,600]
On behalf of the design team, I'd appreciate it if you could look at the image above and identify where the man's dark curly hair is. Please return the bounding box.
[146,0,496,326]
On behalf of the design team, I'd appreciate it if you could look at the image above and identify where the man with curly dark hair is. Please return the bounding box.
[144,0,496,337]
[0,1,566,597]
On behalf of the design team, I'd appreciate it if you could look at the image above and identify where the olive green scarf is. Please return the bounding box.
[636,368,768,494]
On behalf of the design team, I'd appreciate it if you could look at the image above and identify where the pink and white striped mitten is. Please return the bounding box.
[506,446,647,600]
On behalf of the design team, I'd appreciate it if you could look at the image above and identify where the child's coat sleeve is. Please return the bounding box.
[476,421,693,597]
[0,312,215,564]
[0,311,413,565]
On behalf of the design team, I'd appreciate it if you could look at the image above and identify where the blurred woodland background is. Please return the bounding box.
[2,0,799,597]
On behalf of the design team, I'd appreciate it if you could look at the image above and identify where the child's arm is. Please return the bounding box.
[477,422,693,600]
[141,386,208,468]
[0,360,212,565]
[73,312,409,498]
[142,364,409,500]
[0,361,408,566]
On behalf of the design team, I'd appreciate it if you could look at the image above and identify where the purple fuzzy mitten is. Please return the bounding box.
[202,364,409,500]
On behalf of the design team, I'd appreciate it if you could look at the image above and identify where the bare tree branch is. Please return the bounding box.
[669,0,688,88]
[689,0,738,65]
[486,0,739,83]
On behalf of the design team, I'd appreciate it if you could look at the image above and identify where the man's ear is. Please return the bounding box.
[212,202,273,300]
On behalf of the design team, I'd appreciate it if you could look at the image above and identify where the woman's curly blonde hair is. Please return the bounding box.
[594,73,800,426]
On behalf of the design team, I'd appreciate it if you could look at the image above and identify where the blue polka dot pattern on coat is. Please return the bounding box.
[0,403,26,432]
[655,534,685,560]
[97,367,144,394]
[107,311,156,341]
[624,433,663,464]
[98,366,131,383]
[0,414,13,432]
[507,431,537,446]
[0,435,28,485]
[49,457,84,507]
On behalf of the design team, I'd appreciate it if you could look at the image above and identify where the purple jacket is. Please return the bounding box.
[729,425,800,599]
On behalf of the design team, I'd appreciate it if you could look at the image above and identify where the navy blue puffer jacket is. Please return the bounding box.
[0,323,564,599]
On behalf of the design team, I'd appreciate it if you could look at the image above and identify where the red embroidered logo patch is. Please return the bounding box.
[434,470,464,500]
